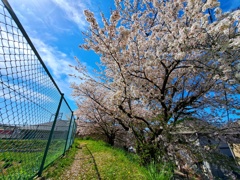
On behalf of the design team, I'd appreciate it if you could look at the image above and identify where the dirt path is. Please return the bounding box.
[60,144,101,180]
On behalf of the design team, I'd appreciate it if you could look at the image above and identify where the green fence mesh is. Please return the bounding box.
[0,0,76,179]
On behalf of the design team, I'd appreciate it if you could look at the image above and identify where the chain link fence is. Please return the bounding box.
[0,0,76,179]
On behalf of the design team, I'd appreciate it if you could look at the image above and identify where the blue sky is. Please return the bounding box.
[7,0,240,111]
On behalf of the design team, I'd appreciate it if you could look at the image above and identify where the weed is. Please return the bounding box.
[146,161,173,180]
[3,162,13,169]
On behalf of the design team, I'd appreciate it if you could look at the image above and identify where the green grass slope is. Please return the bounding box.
[43,139,172,180]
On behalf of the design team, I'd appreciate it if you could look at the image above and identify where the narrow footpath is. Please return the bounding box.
[60,144,101,180]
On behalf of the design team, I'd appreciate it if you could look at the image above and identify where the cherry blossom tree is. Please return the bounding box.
[71,0,240,177]
[75,91,127,146]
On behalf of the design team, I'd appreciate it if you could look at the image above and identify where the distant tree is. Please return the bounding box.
[71,0,240,177]
[75,92,125,146]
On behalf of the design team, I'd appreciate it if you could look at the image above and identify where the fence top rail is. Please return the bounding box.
[1,0,73,113]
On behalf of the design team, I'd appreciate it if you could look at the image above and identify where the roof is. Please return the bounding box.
[19,120,70,131]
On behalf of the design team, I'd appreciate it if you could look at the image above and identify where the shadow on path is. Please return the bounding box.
[84,145,102,180]
[60,144,102,180]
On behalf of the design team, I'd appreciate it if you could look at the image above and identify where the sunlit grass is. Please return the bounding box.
[43,139,173,180]
[42,139,80,178]
[81,140,147,180]
[0,139,67,179]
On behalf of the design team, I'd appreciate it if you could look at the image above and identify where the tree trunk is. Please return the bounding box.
[107,134,115,146]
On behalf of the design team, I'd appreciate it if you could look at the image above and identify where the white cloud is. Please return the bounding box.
[31,37,82,99]
[3,0,94,109]
[32,38,67,78]
[8,0,79,34]
[0,27,55,90]
[51,0,89,30]
[0,82,53,103]
[0,18,78,103]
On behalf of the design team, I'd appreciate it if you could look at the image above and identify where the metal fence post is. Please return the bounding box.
[70,120,76,146]
[73,121,77,142]
[63,111,74,155]
[38,93,64,177]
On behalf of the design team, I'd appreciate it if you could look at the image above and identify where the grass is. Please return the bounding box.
[81,140,147,180]
[0,150,42,179]
[42,139,80,179]
[0,139,47,151]
[0,138,173,179]
[43,139,173,180]
[0,139,69,179]
[146,161,173,180]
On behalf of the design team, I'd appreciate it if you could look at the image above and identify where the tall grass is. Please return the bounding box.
[146,161,173,180]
